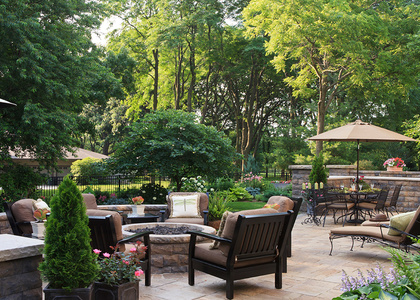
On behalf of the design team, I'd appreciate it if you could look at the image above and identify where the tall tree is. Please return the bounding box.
[0,0,115,171]
[243,0,420,155]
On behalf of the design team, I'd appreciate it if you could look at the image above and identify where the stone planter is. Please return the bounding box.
[31,221,46,239]
[44,284,92,300]
[131,205,145,215]
[387,166,403,172]
[92,281,139,300]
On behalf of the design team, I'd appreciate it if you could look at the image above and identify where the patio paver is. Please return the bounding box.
[137,213,394,299]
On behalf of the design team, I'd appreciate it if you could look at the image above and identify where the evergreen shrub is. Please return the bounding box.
[39,175,98,292]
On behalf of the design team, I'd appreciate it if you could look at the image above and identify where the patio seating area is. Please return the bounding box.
[75,213,392,300]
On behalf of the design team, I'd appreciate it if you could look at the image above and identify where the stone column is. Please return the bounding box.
[0,234,44,299]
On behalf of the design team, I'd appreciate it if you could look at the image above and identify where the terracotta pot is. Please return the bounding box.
[208,220,221,230]
[387,166,403,172]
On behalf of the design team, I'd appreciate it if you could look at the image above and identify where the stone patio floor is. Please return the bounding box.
[136,213,394,299]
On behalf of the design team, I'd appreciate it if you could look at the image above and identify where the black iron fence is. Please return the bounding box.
[40,175,169,198]
[260,169,291,181]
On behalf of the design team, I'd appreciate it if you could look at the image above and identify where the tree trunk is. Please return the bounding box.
[152,49,159,110]
[316,76,327,155]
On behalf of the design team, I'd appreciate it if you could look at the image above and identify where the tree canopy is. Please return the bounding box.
[110,110,240,190]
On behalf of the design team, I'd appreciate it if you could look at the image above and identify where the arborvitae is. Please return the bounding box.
[39,175,98,291]
[309,154,328,186]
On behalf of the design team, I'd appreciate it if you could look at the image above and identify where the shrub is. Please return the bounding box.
[309,154,328,185]
[208,177,235,191]
[227,187,253,202]
[70,157,109,178]
[259,184,293,202]
[176,176,208,193]
[39,175,98,291]
[138,183,167,204]
[208,191,231,221]
[245,187,261,197]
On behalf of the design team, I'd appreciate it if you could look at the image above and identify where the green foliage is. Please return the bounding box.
[39,176,98,291]
[0,163,47,200]
[0,0,118,171]
[259,184,293,202]
[227,187,253,202]
[208,177,235,192]
[227,201,265,212]
[137,183,167,204]
[174,176,208,193]
[238,172,266,191]
[358,160,376,171]
[111,110,239,191]
[71,157,110,178]
[309,154,328,185]
[208,191,231,221]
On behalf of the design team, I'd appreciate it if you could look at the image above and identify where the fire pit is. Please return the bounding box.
[122,223,216,274]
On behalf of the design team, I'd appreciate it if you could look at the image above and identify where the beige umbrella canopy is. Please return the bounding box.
[308,119,416,187]
[0,98,17,108]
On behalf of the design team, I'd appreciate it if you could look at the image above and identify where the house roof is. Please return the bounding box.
[10,148,109,161]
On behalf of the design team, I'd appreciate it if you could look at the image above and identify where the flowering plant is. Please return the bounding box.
[93,241,147,286]
[352,176,365,184]
[131,196,144,205]
[240,172,265,190]
[383,157,406,168]
[179,176,208,192]
[335,264,415,300]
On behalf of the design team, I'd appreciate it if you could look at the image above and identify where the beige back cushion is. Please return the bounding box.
[11,199,36,235]
[86,209,123,241]
[169,194,201,218]
[83,194,98,209]
[167,192,208,217]
[266,196,295,212]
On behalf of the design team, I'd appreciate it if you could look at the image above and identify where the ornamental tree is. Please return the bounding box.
[39,176,98,291]
[110,110,240,191]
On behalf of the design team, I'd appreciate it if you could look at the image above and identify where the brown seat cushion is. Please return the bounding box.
[266,196,295,212]
[219,208,278,256]
[83,193,98,209]
[11,199,36,235]
[330,226,404,244]
[86,209,123,241]
[194,242,276,268]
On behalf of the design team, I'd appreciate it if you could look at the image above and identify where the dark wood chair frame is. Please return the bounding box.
[385,185,402,217]
[88,215,153,286]
[3,202,32,237]
[329,214,420,255]
[188,211,293,299]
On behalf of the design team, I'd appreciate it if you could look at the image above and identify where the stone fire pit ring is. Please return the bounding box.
[122,223,216,273]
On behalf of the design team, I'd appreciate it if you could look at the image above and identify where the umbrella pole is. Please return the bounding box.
[356,140,360,191]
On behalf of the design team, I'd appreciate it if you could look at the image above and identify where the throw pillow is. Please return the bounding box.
[263,203,281,210]
[170,194,201,218]
[32,199,50,211]
[209,211,231,250]
[388,211,416,236]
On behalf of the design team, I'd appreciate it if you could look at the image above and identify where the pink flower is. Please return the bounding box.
[130,247,137,253]
[93,249,101,254]
[123,260,129,265]
[135,270,144,277]
[103,252,111,258]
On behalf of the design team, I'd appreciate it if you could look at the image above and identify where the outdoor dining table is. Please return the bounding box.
[327,189,381,224]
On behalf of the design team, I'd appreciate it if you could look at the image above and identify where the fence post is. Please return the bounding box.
[118,174,121,192]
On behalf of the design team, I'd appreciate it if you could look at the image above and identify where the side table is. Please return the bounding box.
[126,213,159,224]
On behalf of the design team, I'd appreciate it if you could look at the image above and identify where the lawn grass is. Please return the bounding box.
[227,201,265,212]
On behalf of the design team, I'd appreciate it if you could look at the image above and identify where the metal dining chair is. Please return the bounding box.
[357,189,389,218]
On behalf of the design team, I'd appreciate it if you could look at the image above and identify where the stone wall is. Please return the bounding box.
[289,165,420,212]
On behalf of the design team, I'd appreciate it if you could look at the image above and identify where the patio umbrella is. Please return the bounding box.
[0,98,17,108]
[308,119,416,188]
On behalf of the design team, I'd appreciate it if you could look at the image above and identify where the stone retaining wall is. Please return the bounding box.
[289,165,420,212]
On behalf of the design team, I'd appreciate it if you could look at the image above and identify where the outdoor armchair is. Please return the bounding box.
[188,208,293,299]
[3,199,36,237]
[329,205,420,255]
[385,185,402,217]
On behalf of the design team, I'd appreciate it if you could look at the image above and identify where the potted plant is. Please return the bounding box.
[39,175,98,300]
[92,241,147,300]
[131,196,145,215]
[383,157,406,171]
